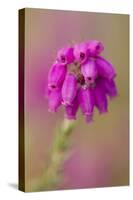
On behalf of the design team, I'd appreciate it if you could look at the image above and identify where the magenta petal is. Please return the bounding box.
[87,40,104,57]
[57,46,75,64]
[73,42,89,64]
[96,56,116,80]
[81,59,98,84]
[48,62,66,90]
[48,89,62,112]
[65,96,79,120]
[62,73,77,106]
[99,78,118,98]
[94,82,108,114]
[78,88,95,122]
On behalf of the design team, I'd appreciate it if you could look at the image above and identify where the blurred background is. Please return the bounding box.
[24,8,129,191]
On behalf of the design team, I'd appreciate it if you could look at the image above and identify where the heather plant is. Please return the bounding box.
[34,40,117,191]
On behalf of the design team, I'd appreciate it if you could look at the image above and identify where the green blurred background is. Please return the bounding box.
[24,8,129,191]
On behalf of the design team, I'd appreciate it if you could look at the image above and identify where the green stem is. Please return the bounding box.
[33,119,76,191]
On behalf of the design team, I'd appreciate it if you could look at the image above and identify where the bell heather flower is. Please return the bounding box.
[65,96,79,120]
[48,88,62,112]
[94,79,108,113]
[96,56,116,80]
[73,42,89,64]
[98,78,118,98]
[57,46,75,64]
[48,62,66,90]
[62,73,77,106]
[78,88,95,122]
[87,40,104,57]
[47,40,117,123]
[81,59,98,85]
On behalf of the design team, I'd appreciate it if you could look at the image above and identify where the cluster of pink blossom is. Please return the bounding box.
[47,40,117,123]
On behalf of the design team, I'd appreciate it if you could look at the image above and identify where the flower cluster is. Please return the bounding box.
[47,40,117,123]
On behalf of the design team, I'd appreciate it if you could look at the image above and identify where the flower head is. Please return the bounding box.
[47,40,117,123]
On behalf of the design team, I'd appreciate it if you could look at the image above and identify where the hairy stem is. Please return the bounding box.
[33,119,76,191]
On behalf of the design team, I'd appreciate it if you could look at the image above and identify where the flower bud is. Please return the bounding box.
[57,46,75,64]
[78,88,95,123]
[98,78,118,98]
[48,89,62,112]
[65,96,79,120]
[96,56,116,80]
[48,62,66,90]
[94,82,108,114]
[87,40,104,57]
[81,59,98,85]
[62,73,77,106]
[73,42,89,64]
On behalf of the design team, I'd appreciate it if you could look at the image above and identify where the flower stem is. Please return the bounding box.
[33,119,76,191]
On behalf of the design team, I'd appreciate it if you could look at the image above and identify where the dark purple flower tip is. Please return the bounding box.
[62,73,78,106]
[57,46,75,64]
[73,42,89,64]
[96,56,116,80]
[87,40,104,57]
[98,78,118,98]
[48,88,62,112]
[64,96,79,120]
[94,81,108,114]
[81,59,98,85]
[78,87,95,119]
[48,62,66,90]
